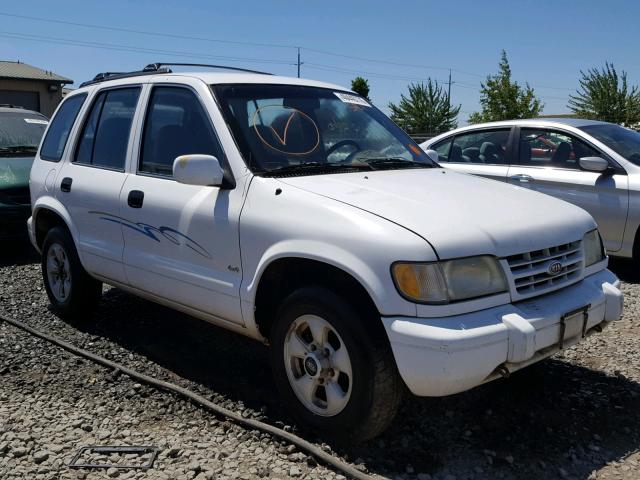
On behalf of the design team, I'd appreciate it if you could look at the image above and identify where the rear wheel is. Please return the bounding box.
[270,286,403,442]
[42,226,102,319]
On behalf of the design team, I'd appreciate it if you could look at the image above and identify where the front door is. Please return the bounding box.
[120,84,245,325]
[508,127,629,252]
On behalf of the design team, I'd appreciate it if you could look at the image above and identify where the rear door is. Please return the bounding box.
[55,86,141,283]
[431,127,514,182]
[507,127,628,252]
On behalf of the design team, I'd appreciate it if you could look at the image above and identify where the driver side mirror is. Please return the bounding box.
[173,154,224,186]
[579,156,610,173]
[424,149,440,163]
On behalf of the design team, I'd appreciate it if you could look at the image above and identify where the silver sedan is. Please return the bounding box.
[421,118,640,262]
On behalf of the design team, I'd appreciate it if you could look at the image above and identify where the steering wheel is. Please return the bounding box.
[326,139,362,158]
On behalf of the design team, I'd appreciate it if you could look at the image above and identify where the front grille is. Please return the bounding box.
[505,240,583,299]
[0,186,30,205]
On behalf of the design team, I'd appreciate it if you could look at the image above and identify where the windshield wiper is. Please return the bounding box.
[0,145,38,154]
[261,162,372,177]
[362,157,435,170]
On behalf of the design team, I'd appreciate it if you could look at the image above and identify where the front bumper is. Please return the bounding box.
[383,268,623,397]
[0,205,31,239]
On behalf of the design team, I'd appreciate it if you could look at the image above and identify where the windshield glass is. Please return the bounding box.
[213,84,435,175]
[580,123,640,165]
[0,111,48,156]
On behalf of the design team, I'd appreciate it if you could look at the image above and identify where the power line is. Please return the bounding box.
[0,10,579,93]
[0,31,295,67]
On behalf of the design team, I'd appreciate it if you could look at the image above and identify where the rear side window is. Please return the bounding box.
[139,86,223,177]
[451,129,510,164]
[75,87,140,170]
[40,94,86,162]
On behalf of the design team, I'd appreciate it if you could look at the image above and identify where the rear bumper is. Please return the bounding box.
[383,268,623,396]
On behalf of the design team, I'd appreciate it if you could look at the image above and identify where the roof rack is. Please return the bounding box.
[0,103,25,109]
[80,62,272,88]
[79,68,172,88]
[143,62,272,75]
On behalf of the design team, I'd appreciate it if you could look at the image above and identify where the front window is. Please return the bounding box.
[213,84,435,175]
[519,128,599,169]
[0,111,48,157]
[580,123,640,166]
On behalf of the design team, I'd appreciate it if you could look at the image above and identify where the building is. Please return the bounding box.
[0,60,73,117]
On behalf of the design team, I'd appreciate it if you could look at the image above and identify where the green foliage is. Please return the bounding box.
[469,50,542,124]
[568,63,640,126]
[351,76,371,100]
[388,79,460,134]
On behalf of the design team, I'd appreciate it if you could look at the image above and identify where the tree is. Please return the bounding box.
[568,63,640,126]
[469,50,542,124]
[388,79,460,134]
[351,76,371,100]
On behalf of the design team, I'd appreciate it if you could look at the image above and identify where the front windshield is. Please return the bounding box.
[0,111,48,155]
[580,123,640,166]
[213,84,436,175]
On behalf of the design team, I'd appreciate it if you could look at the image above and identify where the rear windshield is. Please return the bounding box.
[580,124,640,166]
[0,111,48,156]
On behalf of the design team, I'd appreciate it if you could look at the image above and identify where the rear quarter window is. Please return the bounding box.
[40,94,87,162]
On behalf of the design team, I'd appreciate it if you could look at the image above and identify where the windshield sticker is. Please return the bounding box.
[251,105,320,155]
[334,92,370,107]
[24,118,48,125]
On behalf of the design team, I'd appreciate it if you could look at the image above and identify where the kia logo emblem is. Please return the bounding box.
[547,261,563,276]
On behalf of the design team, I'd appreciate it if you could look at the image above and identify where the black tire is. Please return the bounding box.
[270,286,403,443]
[41,226,102,319]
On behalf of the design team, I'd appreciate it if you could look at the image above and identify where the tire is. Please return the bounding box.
[41,226,102,319]
[270,286,403,442]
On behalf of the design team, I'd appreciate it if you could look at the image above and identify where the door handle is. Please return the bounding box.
[509,174,535,183]
[127,190,144,208]
[60,177,72,192]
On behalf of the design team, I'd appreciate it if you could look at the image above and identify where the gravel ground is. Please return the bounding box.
[1,241,640,480]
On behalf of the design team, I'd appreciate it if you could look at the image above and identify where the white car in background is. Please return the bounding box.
[421,118,640,262]
[29,65,623,441]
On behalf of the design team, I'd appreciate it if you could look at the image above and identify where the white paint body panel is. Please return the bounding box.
[28,74,623,400]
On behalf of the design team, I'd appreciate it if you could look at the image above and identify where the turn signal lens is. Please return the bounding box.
[392,263,448,304]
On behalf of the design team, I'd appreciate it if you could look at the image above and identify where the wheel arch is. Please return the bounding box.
[32,198,77,250]
[251,254,385,341]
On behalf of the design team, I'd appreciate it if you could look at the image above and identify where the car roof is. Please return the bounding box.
[74,71,349,93]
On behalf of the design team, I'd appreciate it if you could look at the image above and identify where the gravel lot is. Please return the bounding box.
[1,241,639,480]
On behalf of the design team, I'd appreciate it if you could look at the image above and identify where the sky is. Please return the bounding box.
[1,0,639,124]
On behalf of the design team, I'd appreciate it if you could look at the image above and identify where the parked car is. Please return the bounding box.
[421,118,640,262]
[0,105,48,239]
[29,65,622,441]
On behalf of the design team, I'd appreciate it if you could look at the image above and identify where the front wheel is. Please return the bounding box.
[270,286,403,442]
[42,226,102,319]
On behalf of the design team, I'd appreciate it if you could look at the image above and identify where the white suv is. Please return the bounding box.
[29,63,623,441]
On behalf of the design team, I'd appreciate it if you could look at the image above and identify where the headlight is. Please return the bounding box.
[583,229,606,267]
[392,256,508,304]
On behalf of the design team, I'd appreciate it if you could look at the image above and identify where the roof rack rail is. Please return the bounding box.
[0,103,25,109]
[143,62,272,75]
[79,67,172,88]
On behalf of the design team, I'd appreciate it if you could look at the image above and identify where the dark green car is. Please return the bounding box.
[0,105,48,239]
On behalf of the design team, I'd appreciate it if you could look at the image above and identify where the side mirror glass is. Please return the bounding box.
[173,154,224,186]
[579,156,609,173]
[424,149,440,163]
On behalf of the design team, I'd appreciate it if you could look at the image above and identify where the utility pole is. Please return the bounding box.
[447,68,452,108]
[297,47,301,78]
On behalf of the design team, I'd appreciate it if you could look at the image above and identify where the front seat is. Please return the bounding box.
[449,143,463,162]
[550,141,571,167]
[520,140,532,164]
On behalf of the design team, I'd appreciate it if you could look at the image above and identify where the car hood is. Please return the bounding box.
[0,156,33,188]
[278,168,596,259]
